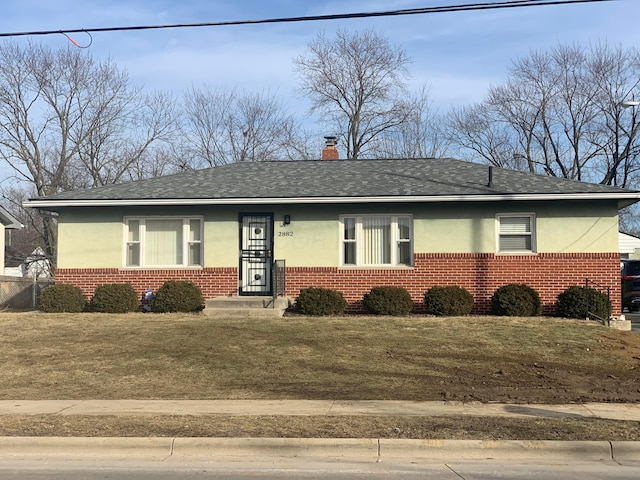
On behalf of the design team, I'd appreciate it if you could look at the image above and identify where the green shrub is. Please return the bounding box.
[557,285,611,320]
[363,286,414,316]
[424,285,474,316]
[295,287,347,316]
[90,283,139,313]
[490,283,542,316]
[152,280,204,313]
[38,283,86,313]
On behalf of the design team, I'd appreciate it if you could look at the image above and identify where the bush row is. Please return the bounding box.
[39,280,612,319]
[38,280,204,314]
[294,284,612,318]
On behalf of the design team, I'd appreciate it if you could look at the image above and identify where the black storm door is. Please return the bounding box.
[239,214,273,295]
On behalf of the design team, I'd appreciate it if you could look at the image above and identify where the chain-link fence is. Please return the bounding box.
[0,276,54,310]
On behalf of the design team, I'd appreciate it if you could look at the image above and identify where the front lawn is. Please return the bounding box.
[2,313,638,403]
[3,312,640,440]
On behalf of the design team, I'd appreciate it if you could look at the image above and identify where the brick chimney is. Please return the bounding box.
[321,136,339,161]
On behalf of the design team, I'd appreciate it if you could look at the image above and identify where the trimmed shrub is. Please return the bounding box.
[90,283,139,313]
[295,287,347,316]
[424,285,474,316]
[363,286,414,316]
[557,285,611,320]
[152,280,204,313]
[490,283,542,316]
[38,283,86,313]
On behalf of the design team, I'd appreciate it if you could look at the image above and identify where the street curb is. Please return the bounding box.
[2,437,636,461]
[612,441,640,464]
[379,439,612,461]
[0,437,172,458]
[172,438,378,458]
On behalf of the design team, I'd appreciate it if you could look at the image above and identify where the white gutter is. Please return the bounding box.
[24,192,640,208]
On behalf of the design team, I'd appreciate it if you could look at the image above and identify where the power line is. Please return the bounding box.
[0,0,617,41]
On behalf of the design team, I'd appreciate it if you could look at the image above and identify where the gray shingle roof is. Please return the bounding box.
[26,158,640,208]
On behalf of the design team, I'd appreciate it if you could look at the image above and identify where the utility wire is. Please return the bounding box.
[0,0,617,40]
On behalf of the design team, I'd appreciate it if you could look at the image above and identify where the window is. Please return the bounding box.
[497,214,535,253]
[341,215,413,266]
[124,217,203,267]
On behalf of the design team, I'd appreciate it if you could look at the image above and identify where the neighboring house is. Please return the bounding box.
[0,206,22,275]
[24,142,640,315]
[4,245,25,277]
[619,232,640,260]
[4,246,52,278]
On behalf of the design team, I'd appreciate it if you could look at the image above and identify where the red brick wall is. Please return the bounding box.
[55,268,237,300]
[286,253,621,315]
[56,252,621,315]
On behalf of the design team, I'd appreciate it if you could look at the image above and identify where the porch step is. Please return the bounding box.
[203,296,292,318]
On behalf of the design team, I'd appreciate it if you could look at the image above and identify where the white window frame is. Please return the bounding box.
[340,214,413,267]
[123,216,203,268]
[496,213,536,254]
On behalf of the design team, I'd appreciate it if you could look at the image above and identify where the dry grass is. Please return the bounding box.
[1,312,639,403]
[2,312,640,440]
[1,415,638,441]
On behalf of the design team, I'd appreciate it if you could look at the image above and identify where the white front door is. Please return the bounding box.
[239,214,273,295]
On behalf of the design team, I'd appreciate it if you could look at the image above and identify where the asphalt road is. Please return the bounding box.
[625,312,640,332]
[1,457,639,480]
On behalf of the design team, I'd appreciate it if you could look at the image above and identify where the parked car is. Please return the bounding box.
[621,259,640,312]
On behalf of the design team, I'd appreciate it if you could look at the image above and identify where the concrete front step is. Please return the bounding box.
[204,308,286,318]
[204,296,291,318]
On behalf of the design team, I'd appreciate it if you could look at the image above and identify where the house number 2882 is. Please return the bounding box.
[278,231,294,237]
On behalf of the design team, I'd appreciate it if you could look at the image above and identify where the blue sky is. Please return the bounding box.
[0,0,638,112]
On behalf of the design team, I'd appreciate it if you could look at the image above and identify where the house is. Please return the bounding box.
[619,232,640,260]
[0,206,22,275]
[4,245,25,277]
[4,246,53,278]
[24,142,640,315]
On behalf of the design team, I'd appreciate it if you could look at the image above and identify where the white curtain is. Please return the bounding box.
[362,217,390,265]
[145,219,183,265]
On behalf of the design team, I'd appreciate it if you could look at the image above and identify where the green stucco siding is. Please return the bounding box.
[272,206,339,267]
[535,202,618,253]
[57,209,123,268]
[413,204,494,253]
[55,200,620,269]
[415,201,618,254]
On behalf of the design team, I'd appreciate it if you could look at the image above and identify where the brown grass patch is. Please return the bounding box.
[1,312,639,403]
[0,415,638,441]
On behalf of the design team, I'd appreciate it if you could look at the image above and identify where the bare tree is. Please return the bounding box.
[372,85,449,159]
[447,43,640,187]
[181,86,301,167]
[0,41,177,261]
[294,29,413,160]
[447,103,525,170]
[588,43,640,186]
[77,90,179,187]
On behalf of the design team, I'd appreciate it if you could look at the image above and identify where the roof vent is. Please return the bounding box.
[487,166,494,188]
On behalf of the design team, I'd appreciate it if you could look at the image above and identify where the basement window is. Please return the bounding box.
[341,215,413,267]
[497,214,536,253]
[124,217,203,267]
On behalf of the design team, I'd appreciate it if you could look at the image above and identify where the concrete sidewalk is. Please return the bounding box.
[1,399,640,421]
[2,436,639,464]
[1,400,639,463]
